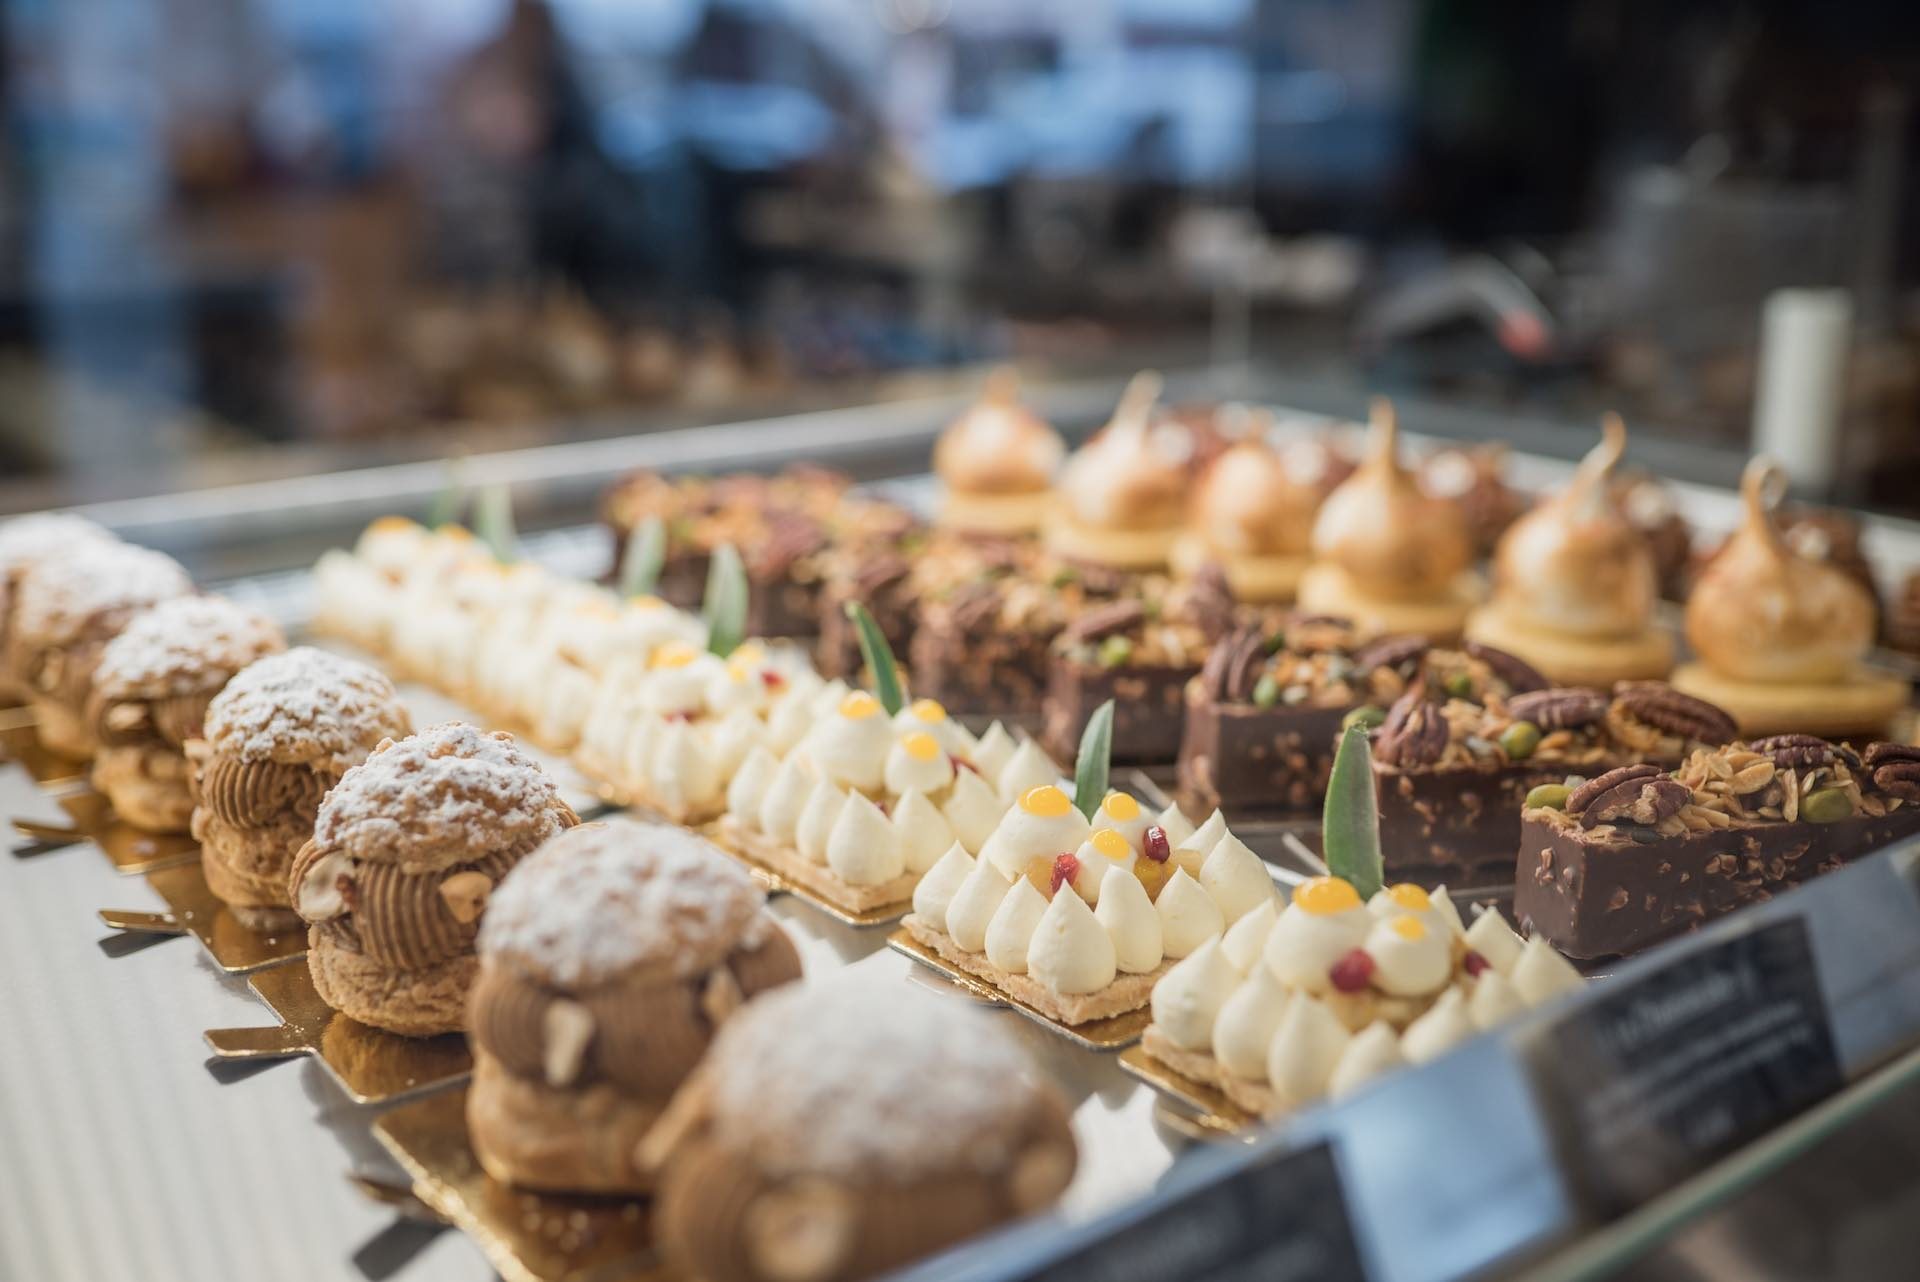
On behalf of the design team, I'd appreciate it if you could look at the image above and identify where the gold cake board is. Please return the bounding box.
[13,787,200,874]
[886,927,1149,1051]
[0,711,87,792]
[374,1088,667,1282]
[1116,1045,1258,1140]
[204,962,472,1105]
[99,861,308,974]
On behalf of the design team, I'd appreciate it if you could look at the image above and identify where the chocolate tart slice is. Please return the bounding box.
[1516,739,1920,959]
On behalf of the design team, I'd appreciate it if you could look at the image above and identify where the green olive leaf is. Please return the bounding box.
[1072,699,1115,820]
[425,460,467,530]
[843,601,904,716]
[1323,723,1384,900]
[619,517,667,598]
[474,482,518,563]
[702,543,748,658]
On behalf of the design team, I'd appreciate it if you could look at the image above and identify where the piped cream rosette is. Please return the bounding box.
[1143,876,1582,1117]
[717,693,1046,908]
[902,786,1278,1024]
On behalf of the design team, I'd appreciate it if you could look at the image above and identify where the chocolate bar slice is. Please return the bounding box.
[1516,739,1920,958]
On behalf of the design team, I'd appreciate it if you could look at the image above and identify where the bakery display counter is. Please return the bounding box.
[11,386,1920,1282]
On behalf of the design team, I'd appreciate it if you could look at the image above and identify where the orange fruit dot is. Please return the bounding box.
[628,594,665,611]
[1293,876,1363,916]
[902,732,941,762]
[368,515,417,534]
[910,698,947,723]
[1389,915,1427,941]
[1101,792,1141,822]
[1385,883,1432,912]
[1091,829,1132,862]
[651,641,698,670]
[1018,785,1072,818]
[840,692,881,719]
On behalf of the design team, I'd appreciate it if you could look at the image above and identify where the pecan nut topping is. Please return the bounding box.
[1200,626,1269,703]
[1566,763,1663,816]
[945,583,1003,633]
[1609,683,1738,747]
[1573,768,1691,829]
[1179,565,1237,642]
[747,513,828,581]
[1352,634,1429,676]
[1863,742,1920,768]
[1746,733,1841,770]
[1865,744,1920,799]
[1507,687,1607,731]
[1061,600,1148,645]
[1374,690,1449,767]
[851,552,912,599]
[1464,641,1548,693]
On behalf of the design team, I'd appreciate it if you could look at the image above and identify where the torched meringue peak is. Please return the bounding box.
[1686,458,1878,683]
[1309,398,1472,596]
[933,366,1064,496]
[1191,425,1320,558]
[1057,371,1191,532]
[1492,414,1657,638]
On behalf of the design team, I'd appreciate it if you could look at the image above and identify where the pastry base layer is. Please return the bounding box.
[1295,565,1479,641]
[710,818,919,913]
[901,914,1166,1026]
[1140,1024,1277,1118]
[1043,514,1178,573]
[91,746,195,833]
[1464,607,1674,686]
[196,809,304,922]
[1169,537,1306,604]
[938,489,1051,537]
[466,1051,659,1196]
[1669,663,1909,738]
[306,927,473,1038]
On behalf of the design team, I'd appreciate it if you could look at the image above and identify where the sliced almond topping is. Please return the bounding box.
[295,852,352,920]
[542,999,595,1088]
[700,967,744,1026]
[744,1179,856,1282]
[438,871,493,925]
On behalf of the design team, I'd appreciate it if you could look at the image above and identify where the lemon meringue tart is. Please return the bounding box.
[1169,423,1321,603]
[1296,399,1482,639]
[933,366,1065,536]
[1044,371,1192,572]
[1466,414,1675,685]
[1672,458,1907,738]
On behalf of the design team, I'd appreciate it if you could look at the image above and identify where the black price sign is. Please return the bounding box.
[1030,1141,1366,1282]
[1531,916,1840,1213]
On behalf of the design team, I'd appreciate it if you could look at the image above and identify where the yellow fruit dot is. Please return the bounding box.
[910,698,947,723]
[369,515,417,535]
[1091,829,1132,862]
[840,692,881,720]
[1019,785,1073,818]
[628,594,665,612]
[651,641,698,670]
[1389,915,1428,941]
[439,525,475,542]
[734,642,766,664]
[1385,883,1432,912]
[1293,876,1363,916]
[1101,792,1141,822]
[902,732,941,762]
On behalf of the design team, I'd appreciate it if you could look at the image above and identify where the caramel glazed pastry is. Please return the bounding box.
[644,974,1076,1282]
[6,540,193,758]
[466,818,802,1195]
[0,512,119,704]
[933,366,1065,537]
[1045,370,1195,573]
[1296,399,1482,640]
[1170,414,1330,604]
[291,722,578,1036]
[192,648,412,931]
[1673,458,1908,739]
[1466,414,1674,686]
[83,597,286,833]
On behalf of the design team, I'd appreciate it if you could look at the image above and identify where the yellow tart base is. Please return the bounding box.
[1464,606,1674,687]
[1669,662,1909,738]
[1043,513,1179,572]
[1169,536,1306,603]
[937,488,1052,537]
[1295,565,1481,640]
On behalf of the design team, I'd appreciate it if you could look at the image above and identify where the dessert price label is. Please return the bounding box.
[1030,1140,1367,1282]
[1530,916,1840,1213]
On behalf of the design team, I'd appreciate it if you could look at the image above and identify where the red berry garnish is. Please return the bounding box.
[1328,948,1376,994]
[1463,950,1490,977]
[667,710,696,723]
[1050,853,1081,896]
[951,754,981,775]
[761,670,785,690]
[1142,825,1170,864]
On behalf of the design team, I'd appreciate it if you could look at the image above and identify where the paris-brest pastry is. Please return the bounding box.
[85,596,285,833]
[0,513,118,703]
[291,722,578,1036]
[932,366,1065,536]
[1044,371,1192,572]
[465,818,802,1194]
[1465,414,1674,685]
[1170,416,1322,602]
[1296,399,1481,638]
[643,975,1076,1282]
[7,541,194,758]
[1672,458,1908,738]
[193,648,411,930]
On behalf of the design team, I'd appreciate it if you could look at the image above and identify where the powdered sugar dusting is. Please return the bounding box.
[92,597,284,700]
[0,513,115,573]
[313,721,571,869]
[480,818,766,985]
[706,974,1050,1182]
[13,543,192,647]
[204,647,409,768]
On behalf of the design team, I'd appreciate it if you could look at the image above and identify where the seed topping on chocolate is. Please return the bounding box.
[1373,689,1449,767]
[1745,733,1842,770]
[1463,641,1548,693]
[1508,687,1608,731]
[1609,682,1738,747]
[1351,634,1429,676]
[1060,600,1147,645]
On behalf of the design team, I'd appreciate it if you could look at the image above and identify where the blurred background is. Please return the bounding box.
[1,0,1916,513]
